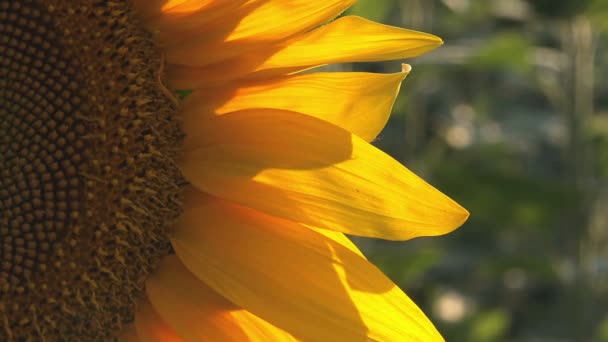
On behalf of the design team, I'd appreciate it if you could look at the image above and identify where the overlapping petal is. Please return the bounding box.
[146,255,296,341]
[163,0,356,66]
[252,16,442,69]
[181,109,468,240]
[134,0,235,23]
[172,193,444,341]
[166,16,442,88]
[309,227,365,258]
[181,67,409,141]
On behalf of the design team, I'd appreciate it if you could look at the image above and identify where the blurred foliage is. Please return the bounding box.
[529,0,592,19]
[468,32,532,73]
[348,0,394,22]
[347,0,608,340]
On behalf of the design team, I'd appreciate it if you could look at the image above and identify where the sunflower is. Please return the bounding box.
[0,0,468,341]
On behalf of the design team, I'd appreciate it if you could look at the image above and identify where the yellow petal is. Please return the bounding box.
[254,16,442,69]
[134,0,217,22]
[136,1,247,48]
[166,16,441,88]
[182,67,410,142]
[134,0,232,24]
[146,255,297,341]
[172,194,444,341]
[159,0,221,13]
[181,109,468,240]
[309,226,365,258]
[167,60,299,89]
[165,0,356,66]
[134,299,182,342]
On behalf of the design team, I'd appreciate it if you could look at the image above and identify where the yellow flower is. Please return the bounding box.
[0,0,468,341]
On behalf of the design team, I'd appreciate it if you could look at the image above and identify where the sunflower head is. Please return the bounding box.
[0,0,183,339]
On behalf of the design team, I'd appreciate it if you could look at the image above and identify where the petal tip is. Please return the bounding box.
[457,205,470,226]
[446,202,470,233]
[429,36,443,49]
[427,33,444,45]
[401,63,412,73]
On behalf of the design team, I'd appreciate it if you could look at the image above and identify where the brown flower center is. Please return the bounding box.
[0,0,183,339]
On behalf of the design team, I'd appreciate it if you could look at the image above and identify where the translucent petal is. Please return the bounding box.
[164,0,355,65]
[181,67,410,142]
[166,16,441,88]
[173,194,444,341]
[181,109,468,240]
[147,255,296,341]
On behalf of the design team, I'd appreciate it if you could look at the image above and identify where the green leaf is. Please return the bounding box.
[346,0,394,22]
[469,32,531,73]
[469,309,511,341]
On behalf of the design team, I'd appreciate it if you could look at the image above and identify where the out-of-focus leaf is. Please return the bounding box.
[527,0,593,18]
[432,152,579,231]
[587,0,608,31]
[346,0,394,22]
[598,316,608,341]
[469,32,531,73]
[469,309,511,341]
[364,246,442,284]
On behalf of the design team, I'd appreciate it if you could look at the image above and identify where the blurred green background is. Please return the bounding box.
[344,0,608,341]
